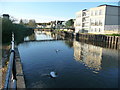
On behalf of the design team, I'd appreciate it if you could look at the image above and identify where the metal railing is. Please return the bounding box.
[4,33,17,90]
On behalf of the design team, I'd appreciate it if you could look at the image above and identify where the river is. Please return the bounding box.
[18,31,119,88]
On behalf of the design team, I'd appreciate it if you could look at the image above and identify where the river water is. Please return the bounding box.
[18,31,119,88]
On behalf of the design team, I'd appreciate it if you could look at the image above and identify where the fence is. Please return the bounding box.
[76,33,119,49]
[4,33,17,90]
[57,31,119,49]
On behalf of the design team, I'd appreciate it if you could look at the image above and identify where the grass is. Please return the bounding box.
[105,34,120,36]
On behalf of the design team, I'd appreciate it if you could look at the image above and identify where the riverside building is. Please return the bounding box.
[74,4,120,34]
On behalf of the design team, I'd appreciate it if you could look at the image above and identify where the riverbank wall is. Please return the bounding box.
[15,46,26,88]
[56,31,120,50]
[76,33,119,49]
[2,45,26,89]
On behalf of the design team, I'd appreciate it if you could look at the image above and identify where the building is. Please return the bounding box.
[36,22,51,29]
[2,14,10,19]
[36,20,65,29]
[75,4,120,34]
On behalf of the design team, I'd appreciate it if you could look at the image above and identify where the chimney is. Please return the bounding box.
[3,14,10,19]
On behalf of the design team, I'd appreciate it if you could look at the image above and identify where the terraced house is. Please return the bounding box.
[74,4,120,34]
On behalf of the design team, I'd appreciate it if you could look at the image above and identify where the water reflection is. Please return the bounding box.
[24,31,64,41]
[73,40,102,72]
[73,40,118,73]
[18,31,118,88]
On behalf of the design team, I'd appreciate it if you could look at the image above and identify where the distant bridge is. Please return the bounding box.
[34,28,52,31]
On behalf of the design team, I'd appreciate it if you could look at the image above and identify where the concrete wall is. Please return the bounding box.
[104,6,120,33]
[105,6,119,25]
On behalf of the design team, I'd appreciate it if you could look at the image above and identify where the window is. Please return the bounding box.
[95,28,96,32]
[99,10,102,15]
[91,28,93,32]
[99,19,102,26]
[99,10,101,15]
[91,11,93,16]
[95,20,97,26]
[92,11,94,16]
[91,19,94,26]
[99,28,101,32]
[95,10,97,15]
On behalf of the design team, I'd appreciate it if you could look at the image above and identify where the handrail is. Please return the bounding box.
[4,33,17,90]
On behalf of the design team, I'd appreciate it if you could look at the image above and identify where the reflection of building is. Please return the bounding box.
[73,40,102,71]
[51,33,64,40]
[75,4,120,34]
[73,41,81,60]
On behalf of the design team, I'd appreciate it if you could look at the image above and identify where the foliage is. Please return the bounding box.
[2,17,34,44]
[65,19,74,28]
[105,34,120,36]
[28,19,36,28]
[19,19,24,25]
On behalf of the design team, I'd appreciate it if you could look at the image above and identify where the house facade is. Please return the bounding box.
[75,4,120,34]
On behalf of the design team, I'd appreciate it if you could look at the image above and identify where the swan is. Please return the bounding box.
[55,49,61,52]
[50,71,57,78]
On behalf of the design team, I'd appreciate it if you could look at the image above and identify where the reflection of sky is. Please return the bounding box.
[18,39,118,88]
[24,37,29,41]
[35,33,53,40]
[24,31,54,41]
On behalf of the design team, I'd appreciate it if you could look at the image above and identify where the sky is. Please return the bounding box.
[0,1,119,23]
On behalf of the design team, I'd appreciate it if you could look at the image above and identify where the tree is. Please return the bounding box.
[65,19,74,28]
[28,19,36,28]
[19,19,24,25]
[2,17,33,44]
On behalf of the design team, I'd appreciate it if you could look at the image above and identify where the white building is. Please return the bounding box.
[75,4,120,34]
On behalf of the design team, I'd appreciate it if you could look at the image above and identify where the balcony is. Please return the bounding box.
[82,18,89,23]
[82,12,89,17]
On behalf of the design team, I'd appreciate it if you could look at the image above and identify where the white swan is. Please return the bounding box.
[50,71,57,78]
[55,49,61,53]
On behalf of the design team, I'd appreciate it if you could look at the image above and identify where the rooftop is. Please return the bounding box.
[3,14,10,17]
[98,4,120,7]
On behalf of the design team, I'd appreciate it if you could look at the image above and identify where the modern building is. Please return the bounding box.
[74,4,120,34]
